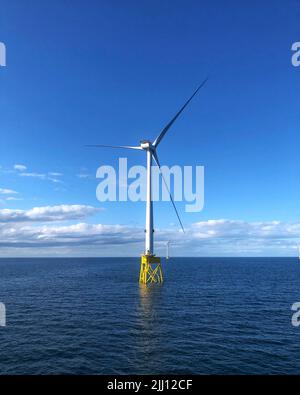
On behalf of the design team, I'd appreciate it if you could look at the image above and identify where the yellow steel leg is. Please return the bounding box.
[139,255,163,284]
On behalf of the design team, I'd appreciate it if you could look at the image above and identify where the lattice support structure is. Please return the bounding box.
[139,255,163,284]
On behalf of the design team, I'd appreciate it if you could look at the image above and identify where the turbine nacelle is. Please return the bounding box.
[140,140,154,150]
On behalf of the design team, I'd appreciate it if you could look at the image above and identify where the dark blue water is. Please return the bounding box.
[0,257,300,374]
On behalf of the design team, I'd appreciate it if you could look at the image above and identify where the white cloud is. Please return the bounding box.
[0,188,18,195]
[0,222,140,252]
[48,172,63,177]
[190,219,300,239]
[0,214,298,257]
[77,167,92,179]
[5,197,22,201]
[18,171,64,184]
[76,173,91,179]
[19,172,46,179]
[48,177,63,184]
[0,204,100,223]
[14,164,27,172]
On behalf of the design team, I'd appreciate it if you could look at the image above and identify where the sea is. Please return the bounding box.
[0,257,300,375]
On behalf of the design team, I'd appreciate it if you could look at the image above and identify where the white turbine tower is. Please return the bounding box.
[87,79,207,283]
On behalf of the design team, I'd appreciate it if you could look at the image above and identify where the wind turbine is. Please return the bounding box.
[87,78,208,284]
[166,241,170,260]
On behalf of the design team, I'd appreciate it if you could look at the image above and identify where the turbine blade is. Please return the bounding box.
[86,144,142,150]
[153,78,208,147]
[152,151,185,233]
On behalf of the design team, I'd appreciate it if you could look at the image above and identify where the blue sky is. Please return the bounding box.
[0,0,299,256]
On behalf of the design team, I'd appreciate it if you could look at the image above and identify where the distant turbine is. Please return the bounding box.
[87,78,208,283]
[166,241,170,260]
